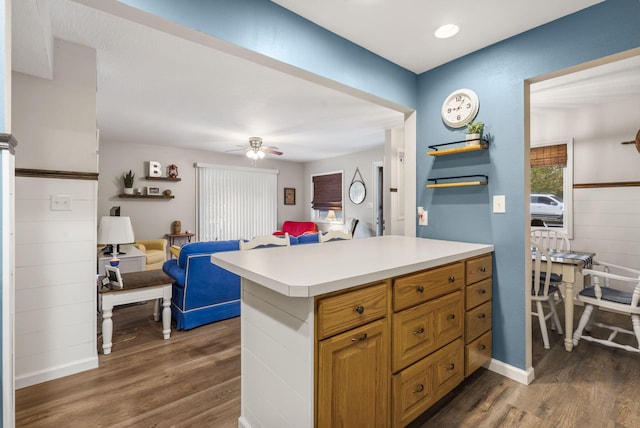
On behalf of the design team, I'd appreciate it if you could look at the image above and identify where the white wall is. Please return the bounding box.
[13,39,99,387]
[304,146,384,237]
[98,141,306,240]
[531,95,640,269]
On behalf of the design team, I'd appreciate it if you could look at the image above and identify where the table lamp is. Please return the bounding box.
[98,216,135,262]
[326,210,337,222]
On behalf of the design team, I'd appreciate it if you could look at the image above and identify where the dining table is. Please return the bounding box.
[533,249,595,351]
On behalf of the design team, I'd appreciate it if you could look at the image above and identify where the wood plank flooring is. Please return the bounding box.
[16,301,640,427]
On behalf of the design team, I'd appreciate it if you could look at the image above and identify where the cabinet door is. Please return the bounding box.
[317,319,389,427]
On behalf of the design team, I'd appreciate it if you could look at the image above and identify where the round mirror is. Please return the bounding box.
[349,181,366,204]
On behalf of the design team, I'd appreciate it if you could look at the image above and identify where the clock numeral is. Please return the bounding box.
[456,114,461,121]
[466,102,471,109]
[447,108,452,114]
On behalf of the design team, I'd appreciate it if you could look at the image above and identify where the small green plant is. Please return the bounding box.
[466,121,484,135]
[123,170,135,188]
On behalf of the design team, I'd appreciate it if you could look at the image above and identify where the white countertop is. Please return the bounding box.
[211,235,493,298]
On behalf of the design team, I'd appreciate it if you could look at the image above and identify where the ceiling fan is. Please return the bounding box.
[227,137,283,160]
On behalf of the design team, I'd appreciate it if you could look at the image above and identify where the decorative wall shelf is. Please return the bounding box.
[426,175,488,188]
[427,139,488,156]
[144,176,181,182]
[118,194,175,199]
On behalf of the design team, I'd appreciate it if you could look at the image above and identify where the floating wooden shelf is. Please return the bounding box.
[427,139,489,156]
[118,194,175,199]
[144,176,181,182]
[426,175,488,188]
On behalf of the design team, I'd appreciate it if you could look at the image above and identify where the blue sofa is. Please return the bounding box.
[162,240,242,330]
[162,234,321,330]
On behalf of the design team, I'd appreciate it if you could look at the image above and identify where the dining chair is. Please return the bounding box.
[531,244,564,349]
[531,227,570,251]
[319,230,352,243]
[572,261,640,353]
[240,233,290,250]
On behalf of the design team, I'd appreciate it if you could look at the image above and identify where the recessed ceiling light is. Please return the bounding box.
[435,24,459,39]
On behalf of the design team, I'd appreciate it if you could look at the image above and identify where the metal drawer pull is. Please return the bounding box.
[355,305,365,314]
[480,344,486,350]
[480,266,486,272]
[480,289,487,294]
[478,313,486,319]
[448,276,455,282]
[412,327,425,335]
[416,285,425,293]
[413,384,424,393]
[446,363,455,371]
[351,333,368,342]
[447,314,456,320]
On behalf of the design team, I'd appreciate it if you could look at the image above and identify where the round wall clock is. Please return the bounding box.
[441,88,479,128]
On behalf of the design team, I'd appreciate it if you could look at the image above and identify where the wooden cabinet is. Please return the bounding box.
[317,318,389,427]
[464,254,493,376]
[315,255,493,428]
[316,281,390,427]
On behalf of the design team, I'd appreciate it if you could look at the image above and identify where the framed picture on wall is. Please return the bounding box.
[284,188,296,205]
[146,186,161,195]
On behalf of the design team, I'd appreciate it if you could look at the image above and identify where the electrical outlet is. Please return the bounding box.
[493,195,506,213]
[51,194,72,211]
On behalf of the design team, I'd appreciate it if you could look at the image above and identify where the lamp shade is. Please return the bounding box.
[97,216,135,245]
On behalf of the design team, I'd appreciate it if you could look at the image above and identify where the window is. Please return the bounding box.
[311,171,343,222]
[530,139,573,236]
[196,163,278,241]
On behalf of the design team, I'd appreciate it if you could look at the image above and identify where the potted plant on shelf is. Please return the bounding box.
[465,121,484,146]
[123,170,135,195]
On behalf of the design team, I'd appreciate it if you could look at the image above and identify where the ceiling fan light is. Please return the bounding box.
[246,150,254,159]
[258,150,265,159]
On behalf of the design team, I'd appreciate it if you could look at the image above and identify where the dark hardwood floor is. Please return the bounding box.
[16,301,640,427]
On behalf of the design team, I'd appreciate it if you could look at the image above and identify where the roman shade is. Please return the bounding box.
[312,172,343,210]
[530,144,567,167]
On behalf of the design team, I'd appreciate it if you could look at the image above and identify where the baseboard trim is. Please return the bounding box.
[486,358,534,385]
[238,416,251,428]
[16,356,99,389]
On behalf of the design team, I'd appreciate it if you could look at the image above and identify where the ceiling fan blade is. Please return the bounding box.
[263,147,283,156]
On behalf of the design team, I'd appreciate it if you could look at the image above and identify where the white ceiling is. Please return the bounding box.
[14,0,634,163]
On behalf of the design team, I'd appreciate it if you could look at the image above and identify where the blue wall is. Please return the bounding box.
[417,0,640,368]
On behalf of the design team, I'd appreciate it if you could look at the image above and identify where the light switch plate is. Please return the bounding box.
[493,195,506,213]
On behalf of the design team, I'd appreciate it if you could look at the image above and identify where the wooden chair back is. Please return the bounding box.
[531,227,570,251]
[319,230,352,243]
[240,233,290,250]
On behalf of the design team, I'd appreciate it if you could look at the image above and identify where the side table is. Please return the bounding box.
[100,269,173,355]
[165,232,195,247]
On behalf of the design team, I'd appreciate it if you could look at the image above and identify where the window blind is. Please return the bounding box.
[196,163,278,241]
[530,144,567,167]
[312,172,343,210]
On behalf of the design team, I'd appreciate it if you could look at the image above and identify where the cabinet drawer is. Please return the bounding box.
[466,254,492,285]
[392,338,462,428]
[393,262,464,312]
[466,278,492,310]
[392,290,463,373]
[465,330,492,377]
[317,282,388,340]
[465,301,492,343]
[432,337,464,403]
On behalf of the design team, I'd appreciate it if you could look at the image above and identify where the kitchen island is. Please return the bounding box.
[212,235,494,427]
